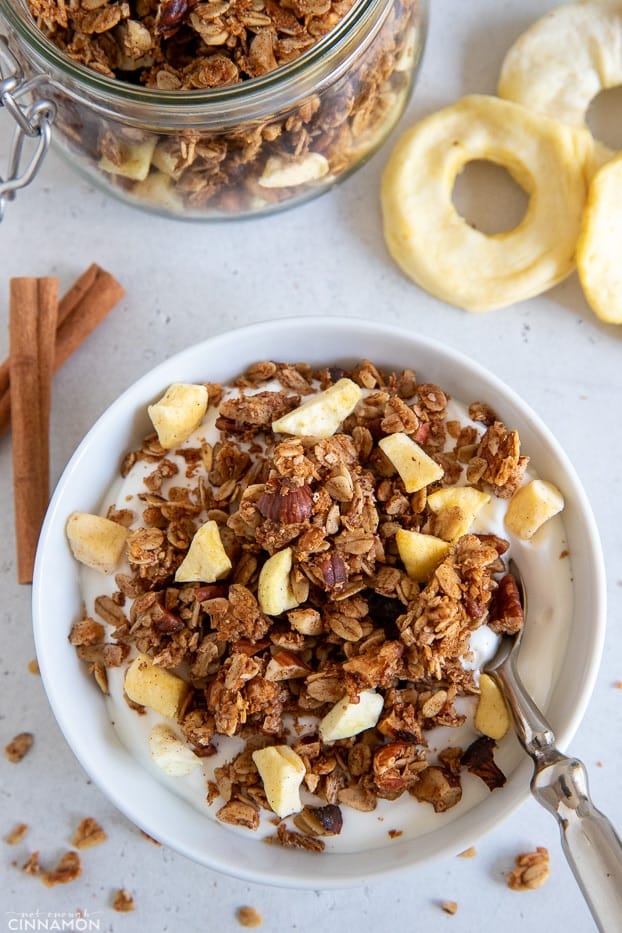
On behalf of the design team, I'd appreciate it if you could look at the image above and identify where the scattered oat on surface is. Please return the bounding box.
[506,846,550,891]
[27,659,40,675]
[236,905,263,928]
[40,851,82,888]
[441,901,458,915]
[71,817,107,849]
[4,732,34,763]
[457,846,477,858]
[112,889,135,912]
[21,851,41,875]
[5,823,29,845]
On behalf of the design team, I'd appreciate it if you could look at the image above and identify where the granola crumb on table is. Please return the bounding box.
[4,732,34,763]
[112,888,136,912]
[71,358,530,844]
[506,846,550,891]
[5,823,29,845]
[71,817,108,850]
[236,905,263,928]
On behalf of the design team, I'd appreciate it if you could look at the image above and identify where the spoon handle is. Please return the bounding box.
[531,756,622,933]
[491,664,622,933]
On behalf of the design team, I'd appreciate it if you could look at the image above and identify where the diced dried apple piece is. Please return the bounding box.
[148,723,200,776]
[133,171,183,212]
[147,382,209,450]
[251,745,306,818]
[475,673,511,741]
[427,485,491,540]
[258,152,330,188]
[99,137,157,181]
[174,520,232,583]
[504,479,564,540]
[319,689,384,742]
[257,547,300,616]
[66,512,128,575]
[124,654,189,719]
[378,432,444,492]
[272,378,362,438]
[395,528,450,582]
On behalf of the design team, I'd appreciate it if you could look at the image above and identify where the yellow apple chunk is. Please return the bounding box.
[427,485,491,540]
[504,479,564,540]
[395,528,450,582]
[378,432,444,492]
[147,383,209,450]
[272,378,362,438]
[475,673,511,740]
[174,520,232,583]
[66,512,128,575]
[252,745,306,818]
[124,654,190,719]
[257,547,300,616]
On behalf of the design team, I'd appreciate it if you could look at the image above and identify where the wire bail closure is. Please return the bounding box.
[0,34,56,220]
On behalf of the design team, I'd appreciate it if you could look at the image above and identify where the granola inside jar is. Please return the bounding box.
[0,0,426,219]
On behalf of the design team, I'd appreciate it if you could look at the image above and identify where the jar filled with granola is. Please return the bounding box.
[0,0,426,220]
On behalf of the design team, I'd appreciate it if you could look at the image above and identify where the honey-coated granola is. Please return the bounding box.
[70,359,528,848]
[22,0,421,214]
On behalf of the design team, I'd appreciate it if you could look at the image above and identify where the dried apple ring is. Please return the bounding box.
[576,152,622,323]
[381,95,593,312]
[498,1,622,165]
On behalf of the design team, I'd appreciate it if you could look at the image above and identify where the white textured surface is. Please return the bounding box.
[1,0,622,930]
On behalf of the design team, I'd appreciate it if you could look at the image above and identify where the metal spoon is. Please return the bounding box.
[486,560,622,933]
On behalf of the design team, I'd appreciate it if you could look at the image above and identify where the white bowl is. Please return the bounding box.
[32,317,606,888]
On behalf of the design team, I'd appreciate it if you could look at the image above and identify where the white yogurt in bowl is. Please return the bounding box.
[32,318,604,886]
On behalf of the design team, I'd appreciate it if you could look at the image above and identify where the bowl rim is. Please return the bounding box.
[32,315,607,887]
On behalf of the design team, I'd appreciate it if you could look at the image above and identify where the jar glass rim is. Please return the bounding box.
[0,0,390,108]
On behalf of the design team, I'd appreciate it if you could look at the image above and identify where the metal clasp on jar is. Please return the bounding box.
[0,34,56,220]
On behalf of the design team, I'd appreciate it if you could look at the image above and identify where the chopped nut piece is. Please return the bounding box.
[441,900,458,915]
[71,817,107,849]
[5,823,29,845]
[506,847,550,891]
[112,889,136,912]
[236,906,263,928]
[5,732,33,763]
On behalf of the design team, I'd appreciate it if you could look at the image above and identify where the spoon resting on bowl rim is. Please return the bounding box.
[485,560,622,933]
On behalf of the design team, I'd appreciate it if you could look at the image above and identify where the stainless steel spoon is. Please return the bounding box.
[486,561,622,933]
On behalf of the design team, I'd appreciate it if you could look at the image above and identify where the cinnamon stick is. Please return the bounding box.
[10,278,59,584]
[0,264,125,436]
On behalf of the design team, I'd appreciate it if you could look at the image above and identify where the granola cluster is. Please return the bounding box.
[23,0,421,214]
[71,359,527,848]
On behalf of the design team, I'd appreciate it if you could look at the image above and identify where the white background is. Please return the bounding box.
[1,0,622,930]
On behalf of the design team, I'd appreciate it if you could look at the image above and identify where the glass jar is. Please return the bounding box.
[0,0,426,220]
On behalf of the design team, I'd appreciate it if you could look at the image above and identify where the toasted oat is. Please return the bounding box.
[506,847,550,891]
[27,659,40,675]
[112,889,135,912]
[441,901,458,915]
[5,823,29,845]
[236,906,263,928]
[5,732,34,763]
[40,851,82,887]
[21,851,41,875]
[71,817,107,850]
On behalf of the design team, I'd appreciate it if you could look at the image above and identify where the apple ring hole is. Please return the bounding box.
[452,159,529,235]
[586,86,622,152]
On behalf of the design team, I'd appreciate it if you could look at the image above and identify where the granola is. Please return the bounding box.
[22,0,423,215]
[67,358,559,849]
[506,846,550,891]
[4,732,34,763]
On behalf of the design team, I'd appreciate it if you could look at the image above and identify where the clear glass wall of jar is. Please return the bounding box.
[0,0,427,220]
